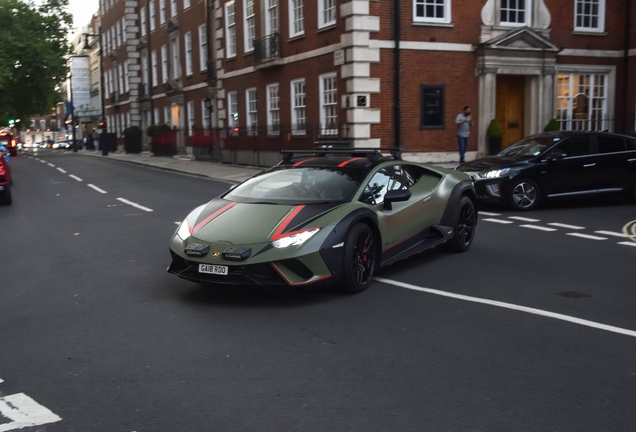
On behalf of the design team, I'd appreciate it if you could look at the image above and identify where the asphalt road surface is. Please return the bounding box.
[1,150,636,432]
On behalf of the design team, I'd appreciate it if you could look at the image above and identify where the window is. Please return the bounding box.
[557,73,608,131]
[116,21,121,47]
[225,2,237,58]
[228,91,238,129]
[187,101,195,136]
[198,24,208,71]
[171,38,180,79]
[202,100,211,129]
[171,0,177,17]
[141,53,149,91]
[574,0,605,32]
[267,84,280,135]
[153,108,160,125]
[164,106,171,126]
[184,0,191,9]
[266,0,278,35]
[413,0,451,24]
[159,0,166,25]
[151,51,158,86]
[161,44,168,83]
[185,32,193,76]
[124,60,129,92]
[141,7,147,36]
[319,73,337,135]
[360,165,417,206]
[553,136,592,158]
[121,18,126,43]
[118,64,124,94]
[289,0,304,36]
[318,0,336,28]
[246,88,257,135]
[149,0,156,31]
[500,0,530,26]
[244,0,255,52]
[291,79,306,134]
[597,136,626,154]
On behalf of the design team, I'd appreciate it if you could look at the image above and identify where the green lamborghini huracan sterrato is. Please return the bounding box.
[168,148,477,293]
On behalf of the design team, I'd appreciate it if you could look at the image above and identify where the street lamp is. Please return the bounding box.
[83,28,106,134]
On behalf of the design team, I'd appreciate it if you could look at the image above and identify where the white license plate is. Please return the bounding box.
[199,264,228,275]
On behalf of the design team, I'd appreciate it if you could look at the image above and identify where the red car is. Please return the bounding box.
[0,131,18,156]
[0,145,11,205]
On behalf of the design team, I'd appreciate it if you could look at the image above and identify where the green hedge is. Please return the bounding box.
[543,118,560,132]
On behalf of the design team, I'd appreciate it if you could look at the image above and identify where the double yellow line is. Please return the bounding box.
[623,220,636,242]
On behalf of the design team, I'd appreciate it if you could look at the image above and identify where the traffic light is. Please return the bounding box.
[98,120,106,129]
[8,119,14,126]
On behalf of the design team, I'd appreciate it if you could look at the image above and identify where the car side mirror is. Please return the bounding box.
[383,189,411,210]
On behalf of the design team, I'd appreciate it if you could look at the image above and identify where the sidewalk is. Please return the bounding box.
[73,149,459,183]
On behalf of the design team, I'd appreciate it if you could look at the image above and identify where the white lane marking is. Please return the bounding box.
[566,233,608,241]
[88,184,107,194]
[548,223,585,230]
[595,230,627,238]
[174,222,180,225]
[0,378,3,383]
[618,242,636,248]
[34,158,40,161]
[117,198,153,212]
[509,216,540,222]
[69,175,83,182]
[39,160,46,164]
[482,218,514,224]
[479,211,502,216]
[0,393,62,431]
[374,277,636,339]
[56,167,66,174]
[519,224,557,232]
[47,163,55,167]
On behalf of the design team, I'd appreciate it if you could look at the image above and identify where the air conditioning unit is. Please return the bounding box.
[342,94,370,109]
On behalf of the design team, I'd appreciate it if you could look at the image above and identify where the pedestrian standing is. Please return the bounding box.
[455,106,472,163]
[92,129,100,152]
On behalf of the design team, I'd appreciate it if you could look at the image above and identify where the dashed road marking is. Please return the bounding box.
[88,184,107,194]
[175,221,180,225]
[548,223,585,230]
[375,277,636,339]
[618,242,636,248]
[479,211,502,216]
[0,393,62,431]
[509,216,540,222]
[482,218,514,224]
[56,167,67,174]
[595,231,627,238]
[39,160,46,164]
[69,175,82,182]
[117,198,153,212]
[47,163,55,167]
[566,233,608,241]
[519,224,557,232]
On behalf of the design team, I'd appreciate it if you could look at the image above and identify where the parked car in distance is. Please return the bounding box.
[0,144,12,205]
[456,131,636,210]
[0,131,18,156]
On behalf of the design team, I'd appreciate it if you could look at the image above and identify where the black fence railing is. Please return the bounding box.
[557,116,615,132]
[254,33,281,65]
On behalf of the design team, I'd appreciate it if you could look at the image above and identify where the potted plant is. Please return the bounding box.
[543,118,560,132]
[123,125,143,154]
[487,119,503,155]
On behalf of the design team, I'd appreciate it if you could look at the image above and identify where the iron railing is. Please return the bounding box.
[254,33,281,65]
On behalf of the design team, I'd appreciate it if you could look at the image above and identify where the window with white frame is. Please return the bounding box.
[246,89,257,134]
[289,0,304,37]
[267,84,280,135]
[319,73,337,135]
[291,78,306,134]
[154,108,160,125]
[413,0,451,24]
[118,64,124,94]
[105,29,110,53]
[151,50,158,86]
[225,2,237,58]
[116,21,121,47]
[164,106,171,126]
[149,0,156,31]
[244,0,255,52]
[121,17,126,43]
[185,32,193,76]
[141,7,147,36]
[124,61,129,92]
[198,24,208,71]
[171,38,180,79]
[187,101,195,135]
[557,73,608,131]
[161,44,168,83]
[228,91,238,129]
[159,0,166,25]
[574,0,605,32]
[500,0,531,26]
[266,0,278,35]
[171,0,177,17]
[142,53,148,90]
[184,0,191,9]
[318,0,336,28]
[201,100,211,129]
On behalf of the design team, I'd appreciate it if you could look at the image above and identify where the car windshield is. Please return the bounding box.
[498,136,562,157]
[225,166,368,204]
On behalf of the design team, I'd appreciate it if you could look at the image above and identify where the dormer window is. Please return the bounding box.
[500,0,531,26]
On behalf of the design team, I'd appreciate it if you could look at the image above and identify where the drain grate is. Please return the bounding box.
[558,291,592,299]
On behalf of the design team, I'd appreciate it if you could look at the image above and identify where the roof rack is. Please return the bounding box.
[281,148,402,163]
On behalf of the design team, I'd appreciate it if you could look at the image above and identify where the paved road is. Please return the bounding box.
[1,151,636,431]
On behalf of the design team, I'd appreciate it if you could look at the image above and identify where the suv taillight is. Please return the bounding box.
[10,139,16,148]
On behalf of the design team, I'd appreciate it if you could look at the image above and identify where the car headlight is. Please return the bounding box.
[177,219,193,240]
[272,228,320,248]
[482,168,510,178]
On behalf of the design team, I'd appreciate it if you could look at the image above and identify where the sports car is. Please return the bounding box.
[168,148,477,293]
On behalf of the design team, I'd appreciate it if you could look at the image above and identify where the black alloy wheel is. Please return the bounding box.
[446,195,476,252]
[509,178,540,211]
[338,223,376,293]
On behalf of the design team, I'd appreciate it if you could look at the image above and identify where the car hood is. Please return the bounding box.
[456,156,524,173]
[188,199,344,245]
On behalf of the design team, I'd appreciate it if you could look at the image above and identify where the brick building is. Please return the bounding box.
[96,0,636,163]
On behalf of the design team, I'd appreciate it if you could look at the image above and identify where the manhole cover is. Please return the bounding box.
[558,291,592,299]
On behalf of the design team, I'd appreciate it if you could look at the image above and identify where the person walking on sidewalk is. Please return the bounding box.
[455,106,472,163]
[92,129,100,152]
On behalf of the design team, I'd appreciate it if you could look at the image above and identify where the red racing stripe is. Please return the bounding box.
[293,158,317,167]
[271,205,305,240]
[338,157,365,167]
[192,202,237,234]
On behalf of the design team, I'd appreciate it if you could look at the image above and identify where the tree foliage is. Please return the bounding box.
[0,0,72,127]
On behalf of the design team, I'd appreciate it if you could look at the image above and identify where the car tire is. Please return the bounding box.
[508,178,540,211]
[1,184,12,205]
[335,222,377,294]
[445,195,477,253]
